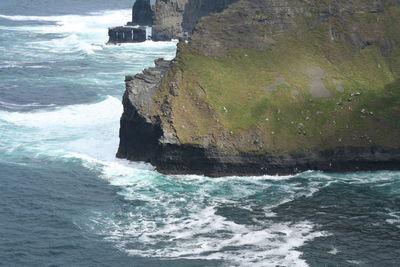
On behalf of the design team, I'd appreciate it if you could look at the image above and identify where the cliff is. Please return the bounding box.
[152,0,238,41]
[129,0,153,26]
[107,0,151,44]
[117,0,400,176]
[108,26,146,44]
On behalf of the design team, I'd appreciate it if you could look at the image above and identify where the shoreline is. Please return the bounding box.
[118,143,400,177]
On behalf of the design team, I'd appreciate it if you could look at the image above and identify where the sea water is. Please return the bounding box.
[0,1,399,266]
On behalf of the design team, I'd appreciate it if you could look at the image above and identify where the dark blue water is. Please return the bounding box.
[0,1,399,266]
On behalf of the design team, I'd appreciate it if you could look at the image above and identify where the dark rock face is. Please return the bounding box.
[152,0,187,41]
[108,26,146,44]
[117,0,400,177]
[129,0,154,26]
[152,0,238,41]
[190,0,398,57]
[117,62,400,177]
[152,145,400,177]
[182,0,237,35]
[117,59,172,161]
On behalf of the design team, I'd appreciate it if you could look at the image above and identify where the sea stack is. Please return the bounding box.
[107,0,153,44]
[107,0,239,43]
[129,0,153,26]
[107,26,146,44]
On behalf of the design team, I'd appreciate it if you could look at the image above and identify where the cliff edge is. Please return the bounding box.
[117,0,400,176]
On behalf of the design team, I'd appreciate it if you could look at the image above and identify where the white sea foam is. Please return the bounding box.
[88,186,327,267]
[0,100,56,109]
[0,10,133,55]
[326,171,400,189]
[69,156,330,267]
[328,247,340,255]
[0,96,123,160]
[0,10,178,55]
[0,64,51,69]
[386,211,400,228]
[125,217,324,267]
[0,10,131,34]
[0,96,121,128]
[175,172,300,182]
[32,33,105,54]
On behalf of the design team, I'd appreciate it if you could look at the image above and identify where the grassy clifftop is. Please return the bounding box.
[153,0,400,154]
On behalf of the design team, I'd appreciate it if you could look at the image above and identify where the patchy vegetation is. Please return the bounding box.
[153,0,400,154]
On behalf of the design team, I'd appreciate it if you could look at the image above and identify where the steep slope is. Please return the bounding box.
[152,0,238,41]
[118,0,400,176]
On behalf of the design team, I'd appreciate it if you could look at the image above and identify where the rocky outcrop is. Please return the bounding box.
[181,0,238,35]
[107,1,151,44]
[117,0,400,176]
[152,0,186,41]
[117,64,400,176]
[152,0,238,41]
[108,26,147,44]
[107,0,238,42]
[128,0,153,26]
[117,59,172,162]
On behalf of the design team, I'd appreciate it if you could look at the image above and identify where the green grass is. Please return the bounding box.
[154,3,400,153]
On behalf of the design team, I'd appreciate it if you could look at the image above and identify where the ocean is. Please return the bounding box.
[0,1,399,266]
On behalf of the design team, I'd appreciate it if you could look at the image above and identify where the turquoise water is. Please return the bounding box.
[0,2,399,266]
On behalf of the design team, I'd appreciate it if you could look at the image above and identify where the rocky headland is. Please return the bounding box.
[117,0,400,176]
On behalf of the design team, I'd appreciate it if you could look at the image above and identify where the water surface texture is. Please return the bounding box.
[0,1,399,266]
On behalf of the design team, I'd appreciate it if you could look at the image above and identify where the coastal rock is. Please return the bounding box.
[128,0,153,26]
[118,0,400,176]
[107,26,146,44]
[152,0,187,41]
[152,0,238,41]
[117,59,173,162]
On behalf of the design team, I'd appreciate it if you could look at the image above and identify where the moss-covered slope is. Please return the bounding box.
[154,0,400,154]
[118,0,400,176]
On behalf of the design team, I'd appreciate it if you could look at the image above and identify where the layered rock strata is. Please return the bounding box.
[152,0,238,41]
[117,0,400,176]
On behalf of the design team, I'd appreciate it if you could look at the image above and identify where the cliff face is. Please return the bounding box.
[181,0,238,36]
[152,0,238,41]
[117,58,171,161]
[152,0,187,41]
[130,0,153,26]
[118,0,400,176]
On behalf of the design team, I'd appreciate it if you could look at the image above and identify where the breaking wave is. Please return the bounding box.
[0,92,330,266]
